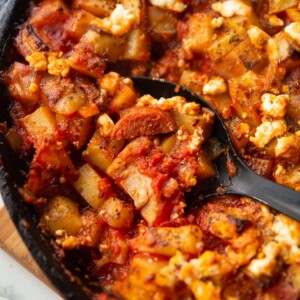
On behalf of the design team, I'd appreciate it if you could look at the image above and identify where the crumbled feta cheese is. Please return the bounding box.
[261,93,289,118]
[272,214,300,263]
[247,242,280,277]
[203,77,227,95]
[149,0,187,12]
[284,22,300,47]
[91,4,136,36]
[211,17,223,28]
[274,164,300,192]
[273,32,294,63]
[136,95,200,115]
[211,0,252,18]
[275,134,300,159]
[264,14,284,27]
[250,119,287,148]
[26,52,47,72]
[247,26,270,49]
[97,113,115,137]
[189,128,204,152]
[47,53,70,77]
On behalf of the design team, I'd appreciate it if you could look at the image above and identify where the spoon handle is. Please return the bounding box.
[227,159,300,221]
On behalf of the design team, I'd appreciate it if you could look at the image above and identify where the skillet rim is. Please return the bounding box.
[0,1,100,299]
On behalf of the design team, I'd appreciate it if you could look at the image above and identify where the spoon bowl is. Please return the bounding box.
[131,76,300,221]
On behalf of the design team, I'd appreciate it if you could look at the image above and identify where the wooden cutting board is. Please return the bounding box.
[0,207,57,293]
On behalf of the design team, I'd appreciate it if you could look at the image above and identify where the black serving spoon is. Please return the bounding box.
[131,76,300,221]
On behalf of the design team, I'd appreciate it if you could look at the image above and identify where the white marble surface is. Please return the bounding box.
[0,196,62,300]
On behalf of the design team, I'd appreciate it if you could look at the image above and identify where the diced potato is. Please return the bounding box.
[286,7,300,22]
[4,62,41,105]
[122,29,150,61]
[72,0,116,17]
[148,6,177,39]
[52,86,86,115]
[43,196,82,237]
[268,0,298,14]
[172,108,214,141]
[131,225,203,256]
[196,149,217,180]
[211,50,248,80]
[228,72,264,127]
[161,134,177,154]
[179,70,208,95]
[73,163,106,209]
[83,130,124,173]
[127,254,168,290]
[22,107,57,145]
[140,193,162,226]
[81,30,126,62]
[67,33,107,78]
[78,103,100,118]
[56,114,93,149]
[102,197,134,229]
[95,228,129,267]
[208,29,247,63]
[183,13,214,53]
[27,143,78,194]
[66,10,95,39]
[110,84,137,112]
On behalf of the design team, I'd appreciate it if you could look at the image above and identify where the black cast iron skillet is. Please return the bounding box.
[1,1,300,300]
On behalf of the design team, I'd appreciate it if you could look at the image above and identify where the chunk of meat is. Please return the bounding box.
[29,0,74,52]
[111,107,176,139]
[15,24,48,58]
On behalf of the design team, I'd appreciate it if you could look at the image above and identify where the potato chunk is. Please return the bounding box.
[72,0,117,17]
[43,196,82,237]
[73,163,107,209]
[4,62,41,106]
[102,197,134,229]
[182,13,214,53]
[22,106,58,146]
[130,225,203,256]
[83,130,124,173]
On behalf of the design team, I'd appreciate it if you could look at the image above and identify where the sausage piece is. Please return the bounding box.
[111,107,176,139]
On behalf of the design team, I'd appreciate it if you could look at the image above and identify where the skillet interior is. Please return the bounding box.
[0,1,104,299]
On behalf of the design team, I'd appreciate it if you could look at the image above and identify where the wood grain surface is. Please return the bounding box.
[0,207,56,292]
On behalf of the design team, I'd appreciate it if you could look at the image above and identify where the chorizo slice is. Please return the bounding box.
[111,107,176,139]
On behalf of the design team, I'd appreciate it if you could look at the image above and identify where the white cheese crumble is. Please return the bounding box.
[211,0,252,18]
[91,4,136,36]
[149,0,187,12]
[202,77,227,95]
[261,93,289,118]
[247,242,280,277]
[284,22,300,47]
[275,134,300,159]
[97,113,115,137]
[264,14,284,27]
[211,17,223,28]
[136,95,200,115]
[250,119,287,148]
[247,26,270,49]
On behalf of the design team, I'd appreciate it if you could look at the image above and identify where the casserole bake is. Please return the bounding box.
[1,0,300,299]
